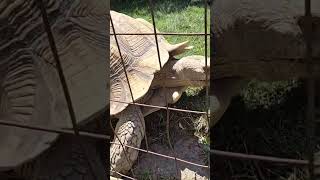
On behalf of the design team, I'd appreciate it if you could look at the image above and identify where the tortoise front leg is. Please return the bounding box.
[110,105,145,176]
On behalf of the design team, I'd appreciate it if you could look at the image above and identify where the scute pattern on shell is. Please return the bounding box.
[0,0,108,169]
[110,11,169,115]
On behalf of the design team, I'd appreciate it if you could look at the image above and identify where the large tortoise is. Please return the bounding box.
[110,0,320,177]
[210,0,320,178]
[0,0,108,179]
[210,0,320,126]
[110,10,211,176]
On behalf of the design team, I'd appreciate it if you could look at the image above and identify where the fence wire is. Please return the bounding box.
[109,0,210,179]
[110,0,318,179]
[0,0,317,179]
[210,0,317,179]
[304,0,316,179]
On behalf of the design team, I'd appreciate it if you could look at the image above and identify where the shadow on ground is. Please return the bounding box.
[212,82,320,179]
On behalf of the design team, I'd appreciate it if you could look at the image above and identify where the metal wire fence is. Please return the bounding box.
[0,0,209,179]
[210,0,318,179]
[0,0,111,141]
[109,0,210,178]
[0,0,109,179]
[111,0,318,179]
[0,0,317,179]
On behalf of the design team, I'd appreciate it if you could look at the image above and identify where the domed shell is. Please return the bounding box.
[110,11,171,115]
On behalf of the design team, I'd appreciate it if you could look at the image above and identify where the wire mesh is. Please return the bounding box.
[210,0,317,180]
[36,1,105,179]
[109,0,210,178]
[36,0,80,137]
[0,0,210,179]
[147,0,180,176]
[0,0,317,179]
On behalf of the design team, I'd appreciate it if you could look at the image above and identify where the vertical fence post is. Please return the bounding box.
[36,0,80,136]
[209,0,215,176]
[304,0,315,179]
[146,0,180,177]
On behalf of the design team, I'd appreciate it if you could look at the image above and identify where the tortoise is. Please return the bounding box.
[109,10,211,176]
[110,0,320,176]
[0,0,108,179]
[210,0,320,126]
[210,0,320,178]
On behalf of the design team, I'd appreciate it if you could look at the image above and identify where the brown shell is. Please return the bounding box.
[110,11,170,115]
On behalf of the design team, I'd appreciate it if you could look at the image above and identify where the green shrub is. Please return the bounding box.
[241,79,300,109]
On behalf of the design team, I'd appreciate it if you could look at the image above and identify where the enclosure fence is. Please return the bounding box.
[210,0,318,179]
[110,0,319,179]
[110,0,210,179]
[0,0,318,179]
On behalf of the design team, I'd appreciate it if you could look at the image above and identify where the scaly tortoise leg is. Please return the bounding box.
[110,105,145,176]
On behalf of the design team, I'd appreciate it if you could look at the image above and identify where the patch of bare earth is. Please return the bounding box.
[132,110,209,180]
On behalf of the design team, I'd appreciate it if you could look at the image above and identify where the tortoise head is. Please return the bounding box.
[152,55,210,88]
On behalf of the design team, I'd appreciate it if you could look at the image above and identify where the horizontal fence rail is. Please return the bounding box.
[110,99,207,114]
[212,149,320,167]
[0,119,110,140]
[110,142,209,168]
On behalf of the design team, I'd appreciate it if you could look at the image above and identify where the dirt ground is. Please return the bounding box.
[131,111,210,180]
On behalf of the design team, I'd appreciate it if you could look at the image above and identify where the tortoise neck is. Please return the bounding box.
[151,79,207,88]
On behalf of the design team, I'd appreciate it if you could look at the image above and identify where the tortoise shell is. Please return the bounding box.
[110,11,190,115]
